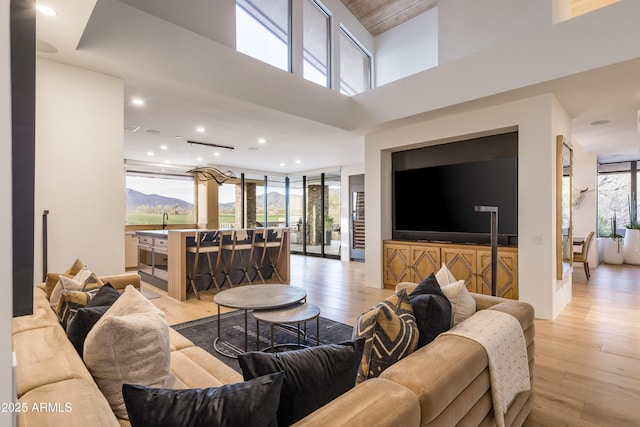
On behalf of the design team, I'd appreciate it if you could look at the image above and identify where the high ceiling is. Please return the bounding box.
[34,0,639,175]
[340,0,438,36]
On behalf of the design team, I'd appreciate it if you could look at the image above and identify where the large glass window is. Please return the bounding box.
[339,28,371,95]
[598,162,633,237]
[218,182,238,228]
[303,0,330,87]
[126,173,194,225]
[236,0,290,72]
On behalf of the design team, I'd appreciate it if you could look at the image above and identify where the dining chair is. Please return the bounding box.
[573,231,594,280]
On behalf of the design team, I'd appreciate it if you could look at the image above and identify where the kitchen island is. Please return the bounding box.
[137,228,290,301]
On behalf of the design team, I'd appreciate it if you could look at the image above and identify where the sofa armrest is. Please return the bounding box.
[293,378,420,427]
[99,273,140,291]
[395,282,418,294]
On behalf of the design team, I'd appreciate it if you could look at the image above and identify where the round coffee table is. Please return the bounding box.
[254,302,321,352]
[213,284,307,357]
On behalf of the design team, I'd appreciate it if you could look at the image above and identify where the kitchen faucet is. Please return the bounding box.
[162,212,169,230]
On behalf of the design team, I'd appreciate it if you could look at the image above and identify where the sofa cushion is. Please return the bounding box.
[44,258,85,298]
[17,378,119,427]
[352,288,419,383]
[238,339,365,427]
[441,279,476,326]
[171,346,243,389]
[13,325,95,398]
[122,372,284,427]
[84,285,171,420]
[66,283,121,356]
[409,273,452,348]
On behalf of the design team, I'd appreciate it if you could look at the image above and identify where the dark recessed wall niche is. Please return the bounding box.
[392,131,518,246]
[11,0,35,316]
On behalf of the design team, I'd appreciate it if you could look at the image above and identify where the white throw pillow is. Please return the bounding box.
[83,285,171,420]
[441,280,477,327]
[435,263,457,286]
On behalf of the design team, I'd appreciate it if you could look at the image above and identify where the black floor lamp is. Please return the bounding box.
[475,206,498,296]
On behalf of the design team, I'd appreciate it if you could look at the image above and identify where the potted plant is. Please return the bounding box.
[603,212,624,264]
[623,193,640,264]
[324,216,334,245]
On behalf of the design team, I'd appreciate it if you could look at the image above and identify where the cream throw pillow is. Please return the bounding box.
[441,279,476,327]
[435,263,457,286]
[83,285,171,420]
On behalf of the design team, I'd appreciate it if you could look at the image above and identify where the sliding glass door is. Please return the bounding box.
[289,171,340,259]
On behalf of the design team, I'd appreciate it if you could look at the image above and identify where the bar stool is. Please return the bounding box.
[255,228,285,283]
[186,231,222,299]
[221,229,257,286]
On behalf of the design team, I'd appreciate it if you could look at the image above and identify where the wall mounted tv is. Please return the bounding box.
[392,132,518,245]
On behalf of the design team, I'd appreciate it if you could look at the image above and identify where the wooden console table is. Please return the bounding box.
[383,240,518,299]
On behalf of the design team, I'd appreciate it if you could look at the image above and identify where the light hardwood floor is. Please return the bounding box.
[144,255,640,427]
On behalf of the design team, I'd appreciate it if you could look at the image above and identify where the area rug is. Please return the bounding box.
[172,310,354,373]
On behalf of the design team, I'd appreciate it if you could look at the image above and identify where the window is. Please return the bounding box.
[126,173,194,225]
[598,162,633,236]
[218,182,238,228]
[339,28,371,95]
[236,0,290,72]
[303,0,330,87]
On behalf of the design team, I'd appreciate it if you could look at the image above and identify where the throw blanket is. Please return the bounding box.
[441,310,530,427]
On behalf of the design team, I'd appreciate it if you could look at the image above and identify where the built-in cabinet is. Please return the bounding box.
[383,240,518,299]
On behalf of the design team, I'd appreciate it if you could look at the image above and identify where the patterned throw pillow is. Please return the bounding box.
[52,267,104,325]
[352,288,419,384]
[44,258,86,299]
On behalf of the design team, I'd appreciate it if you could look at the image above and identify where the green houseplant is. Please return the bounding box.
[623,193,640,264]
[604,211,624,264]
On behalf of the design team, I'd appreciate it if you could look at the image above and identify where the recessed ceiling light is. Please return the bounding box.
[176,135,182,139]
[160,145,168,150]
[295,159,301,164]
[196,127,205,133]
[590,120,610,126]
[196,157,203,162]
[147,151,154,156]
[214,152,220,157]
[164,160,171,164]
[132,98,144,106]
[280,162,285,167]
[258,138,266,144]
[248,146,259,151]
[36,4,57,16]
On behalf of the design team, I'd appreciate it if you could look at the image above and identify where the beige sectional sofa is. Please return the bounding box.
[13,273,533,427]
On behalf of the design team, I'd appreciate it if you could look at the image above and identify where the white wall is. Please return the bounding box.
[364,94,572,319]
[0,1,14,424]
[438,0,554,64]
[375,8,438,87]
[119,0,236,48]
[571,138,598,266]
[35,59,125,279]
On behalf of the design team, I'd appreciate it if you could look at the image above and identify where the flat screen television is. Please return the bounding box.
[393,156,518,245]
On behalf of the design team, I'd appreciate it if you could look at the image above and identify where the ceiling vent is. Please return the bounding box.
[124,125,140,132]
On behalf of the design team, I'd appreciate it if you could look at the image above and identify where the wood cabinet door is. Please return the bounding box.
[383,243,412,286]
[477,249,519,299]
[442,247,477,293]
[410,245,440,283]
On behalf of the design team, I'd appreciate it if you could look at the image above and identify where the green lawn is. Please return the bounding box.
[126,213,193,225]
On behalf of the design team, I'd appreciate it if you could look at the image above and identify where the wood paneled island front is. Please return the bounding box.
[138,228,290,301]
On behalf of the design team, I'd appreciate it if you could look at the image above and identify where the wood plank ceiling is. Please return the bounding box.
[340,0,438,36]
[340,0,620,37]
